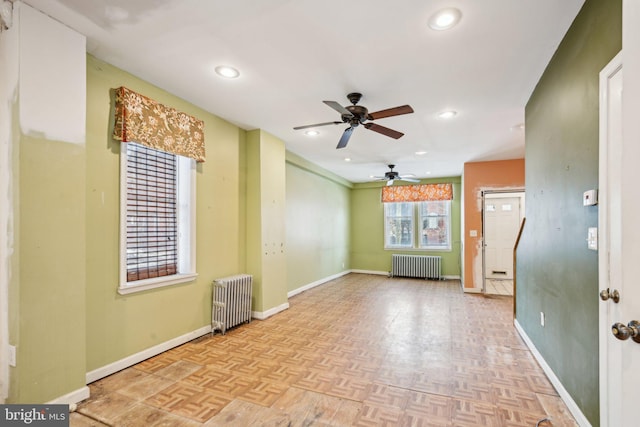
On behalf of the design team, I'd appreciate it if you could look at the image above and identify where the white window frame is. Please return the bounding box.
[418,200,451,251]
[384,200,452,251]
[384,202,415,249]
[118,142,197,295]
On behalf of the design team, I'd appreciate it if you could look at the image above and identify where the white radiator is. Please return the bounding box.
[391,254,442,280]
[212,274,253,335]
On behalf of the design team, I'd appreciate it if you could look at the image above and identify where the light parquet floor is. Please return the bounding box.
[72,274,578,426]
[485,279,514,296]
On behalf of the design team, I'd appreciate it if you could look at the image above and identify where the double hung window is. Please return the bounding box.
[382,183,453,251]
[119,142,196,294]
[384,201,451,250]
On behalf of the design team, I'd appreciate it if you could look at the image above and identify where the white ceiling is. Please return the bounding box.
[23,0,584,183]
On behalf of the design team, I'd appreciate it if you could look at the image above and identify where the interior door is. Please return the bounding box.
[483,195,522,281]
[599,51,640,427]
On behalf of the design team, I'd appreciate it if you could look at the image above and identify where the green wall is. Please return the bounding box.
[285,153,352,292]
[15,137,87,403]
[517,0,621,424]
[85,55,248,371]
[8,3,87,403]
[245,130,288,313]
[350,178,462,277]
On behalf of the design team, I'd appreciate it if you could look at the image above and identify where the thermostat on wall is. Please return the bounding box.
[583,189,598,206]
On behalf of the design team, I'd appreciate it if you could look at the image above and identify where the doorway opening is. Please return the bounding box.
[482,191,525,296]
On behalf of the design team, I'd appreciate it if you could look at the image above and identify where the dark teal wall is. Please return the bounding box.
[517,0,621,425]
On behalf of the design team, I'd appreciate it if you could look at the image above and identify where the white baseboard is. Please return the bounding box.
[349,270,461,281]
[287,271,350,298]
[86,325,211,384]
[252,302,290,320]
[514,319,591,427]
[463,287,482,293]
[47,386,90,406]
[350,269,389,276]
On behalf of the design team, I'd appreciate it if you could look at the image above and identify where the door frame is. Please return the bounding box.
[481,190,525,294]
[598,50,623,427]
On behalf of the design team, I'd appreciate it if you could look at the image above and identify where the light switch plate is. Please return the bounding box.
[587,227,598,250]
[8,345,15,367]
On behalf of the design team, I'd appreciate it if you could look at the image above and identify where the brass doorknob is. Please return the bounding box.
[612,320,640,343]
[600,288,620,303]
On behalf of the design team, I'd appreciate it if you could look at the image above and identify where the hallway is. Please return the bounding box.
[71,274,577,426]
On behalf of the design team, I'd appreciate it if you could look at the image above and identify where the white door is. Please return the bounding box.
[599,51,640,427]
[483,194,523,284]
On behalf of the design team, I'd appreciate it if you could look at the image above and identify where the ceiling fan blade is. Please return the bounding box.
[367,105,414,120]
[293,121,342,130]
[399,177,420,183]
[386,179,394,186]
[364,122,404,139]
[336,127,354,149]
[323,100,353,117]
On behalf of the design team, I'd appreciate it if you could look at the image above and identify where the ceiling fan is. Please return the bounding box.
[293,92,414,149]
[373,164,420,186]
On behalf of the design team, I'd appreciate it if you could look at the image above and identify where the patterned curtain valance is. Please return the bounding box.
[113,86,205,162]
[382,183,453,203]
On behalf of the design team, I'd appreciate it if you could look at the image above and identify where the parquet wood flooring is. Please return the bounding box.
[73,274,578,426]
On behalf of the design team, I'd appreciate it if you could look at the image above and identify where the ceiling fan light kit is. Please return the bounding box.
[373,164,420,186]
[294,92,414,149]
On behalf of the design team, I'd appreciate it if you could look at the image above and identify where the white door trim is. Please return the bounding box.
[598,50,623,427]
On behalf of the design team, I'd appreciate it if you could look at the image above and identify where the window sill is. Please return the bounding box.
[118,273,198,295]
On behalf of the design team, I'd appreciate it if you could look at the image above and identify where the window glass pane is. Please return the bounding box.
[384,202,413,247]
[419,200,451,249]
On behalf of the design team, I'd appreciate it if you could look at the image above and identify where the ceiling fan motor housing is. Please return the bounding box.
[344,105,368,125]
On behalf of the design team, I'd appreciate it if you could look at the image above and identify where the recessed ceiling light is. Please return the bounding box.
[304,130,319,136]
[214,65,240,79]
[425,171,432,175]
[428,8,462,31]
[344,158,351,162]
[415,151,428,155]
[438,110,457,119]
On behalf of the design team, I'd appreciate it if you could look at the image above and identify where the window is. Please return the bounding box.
[384,202,414,248]
[384,200,451,250]
[418,200,451,250]
[119,142,196,294]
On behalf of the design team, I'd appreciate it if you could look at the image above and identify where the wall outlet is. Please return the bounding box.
[8,345,16,367]
[540,312,545,327]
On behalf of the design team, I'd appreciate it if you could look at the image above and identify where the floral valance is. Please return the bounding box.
[113,86,205,162]
[382,183,453,203]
